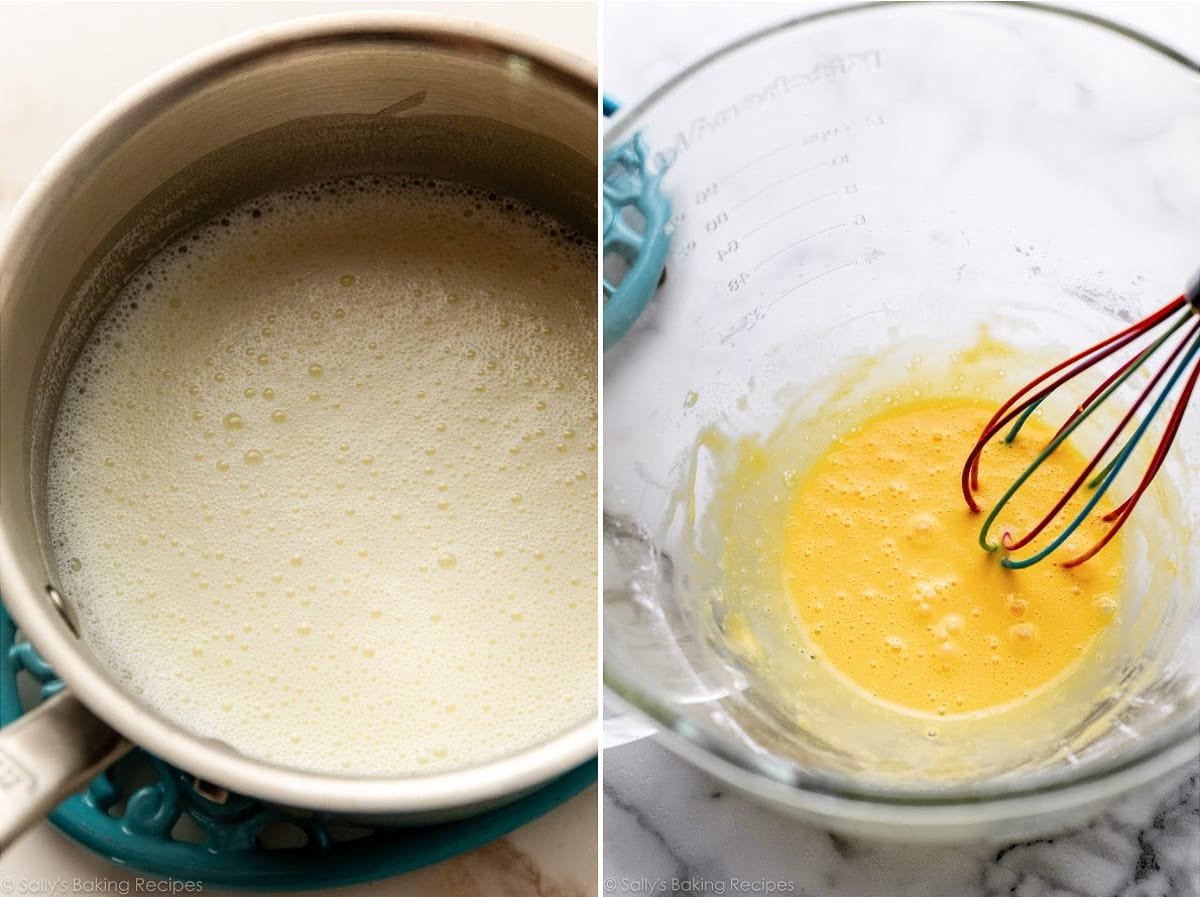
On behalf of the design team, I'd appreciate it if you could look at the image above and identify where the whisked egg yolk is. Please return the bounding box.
[782,398,1122,716]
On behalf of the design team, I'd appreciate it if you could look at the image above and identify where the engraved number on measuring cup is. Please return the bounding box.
[706,211,729,233]
[695,183,719,206]
[716,240,739,262]
[728,273,750,293]
[832,153,850,166]
[675,240,697,259]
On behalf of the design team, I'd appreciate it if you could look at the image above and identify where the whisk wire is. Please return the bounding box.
[997,318,1200,569]
[962,296,1189,505]
[971,308,1191,554]
[1074,350,1200,566]
[1062,325,1200,567]
[998,313,1200,553]
[962,291,1198,569]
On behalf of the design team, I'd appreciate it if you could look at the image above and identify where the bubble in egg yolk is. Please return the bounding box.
[782,398,1123,716]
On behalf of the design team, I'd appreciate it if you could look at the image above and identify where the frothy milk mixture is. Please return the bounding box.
[46,177,596,774]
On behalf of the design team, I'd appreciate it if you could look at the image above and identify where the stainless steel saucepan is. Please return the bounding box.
[0,13,597,850]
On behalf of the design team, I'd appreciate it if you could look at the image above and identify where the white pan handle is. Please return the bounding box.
[0,690,130,852]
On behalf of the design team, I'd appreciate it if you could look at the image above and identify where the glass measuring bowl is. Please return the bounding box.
[603,3,1200,841]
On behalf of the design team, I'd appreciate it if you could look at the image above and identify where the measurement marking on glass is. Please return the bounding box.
[752,223,847,271]
[733,163,829,211]
[743,192,839,239]
[717,139,806,184]
[718,260,860,346]
[767,260,859,309]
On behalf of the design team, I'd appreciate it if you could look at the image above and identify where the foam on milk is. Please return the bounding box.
[46,176,596,775]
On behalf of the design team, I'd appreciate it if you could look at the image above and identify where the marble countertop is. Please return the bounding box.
[604,741,1197,897]
[0,3,595,895]
[602,3,1199,896]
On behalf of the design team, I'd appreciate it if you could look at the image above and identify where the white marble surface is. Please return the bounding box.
[602,3,1199,896]
[604,741,1198,897]
[0,2,596,895]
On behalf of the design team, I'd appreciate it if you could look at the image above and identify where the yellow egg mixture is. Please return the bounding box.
[782,398,1122,717]
[675,330,1188,777]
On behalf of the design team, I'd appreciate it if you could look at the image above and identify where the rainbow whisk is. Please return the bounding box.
[962,271,1200,570]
